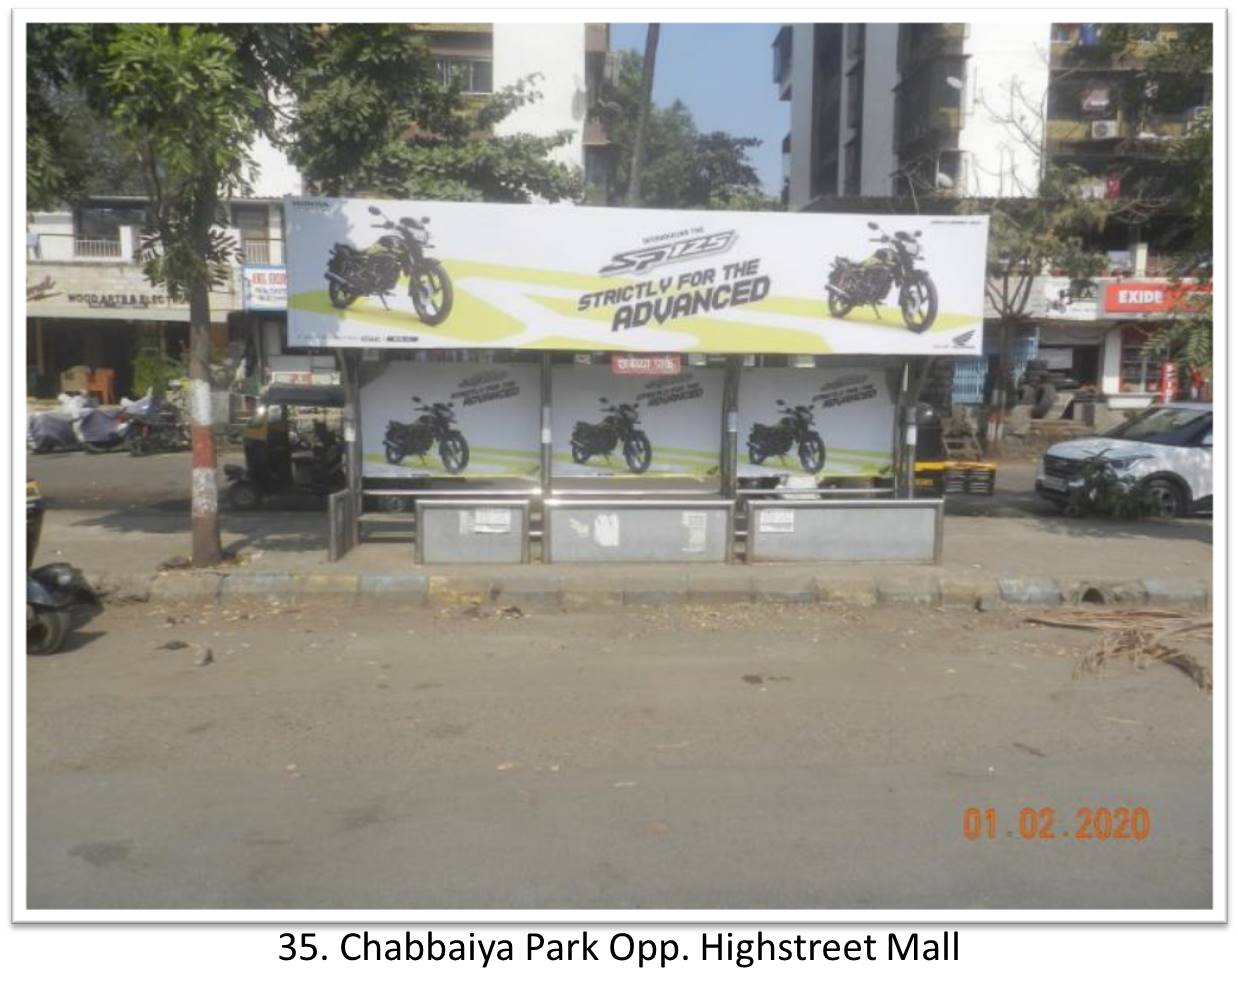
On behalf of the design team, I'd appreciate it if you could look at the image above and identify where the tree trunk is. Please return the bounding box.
[626,23,661,207]
[188,278,222,566]
[985,319,1013,454]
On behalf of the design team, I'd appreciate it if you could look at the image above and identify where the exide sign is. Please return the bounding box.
[1103,280,1211,315]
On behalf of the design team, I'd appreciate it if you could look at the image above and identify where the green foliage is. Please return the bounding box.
[315,73,583,203]
[132,349,186,398]
[1075,452,1164,519]
[596,49,766,208]
[967,164,1111,325]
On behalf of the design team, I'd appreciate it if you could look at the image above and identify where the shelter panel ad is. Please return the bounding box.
[360,361,540,480]
[551,365,723,478]
[738,366,896,479]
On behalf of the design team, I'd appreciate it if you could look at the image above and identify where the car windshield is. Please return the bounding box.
[1105,407,1209,443]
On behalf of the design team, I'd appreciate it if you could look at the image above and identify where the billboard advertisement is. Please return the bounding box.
[360,361,541,480]
[737,366,896,479]
[286,198,988,356]
[551,365,723,479]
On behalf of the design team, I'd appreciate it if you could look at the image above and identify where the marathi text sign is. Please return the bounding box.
[286,198,988,356]
[242,264,288,311]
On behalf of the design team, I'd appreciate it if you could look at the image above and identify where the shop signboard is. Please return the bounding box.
[286,197,988,356]
[1101,280,1212,317]
[242,264,287,311]
[360,361,541,480]
[736,365,897,480]
[551,365,723,478]
[1042,276,1099,320]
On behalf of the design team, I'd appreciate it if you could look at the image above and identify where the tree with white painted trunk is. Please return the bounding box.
[27,24,449,565]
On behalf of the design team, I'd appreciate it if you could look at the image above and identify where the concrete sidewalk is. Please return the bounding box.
[39,503,1212,610]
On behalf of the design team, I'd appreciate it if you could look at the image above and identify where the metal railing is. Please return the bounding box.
[242,240,272,264]
[73,238,122,259]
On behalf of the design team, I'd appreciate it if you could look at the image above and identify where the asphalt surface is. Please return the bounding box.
[26,600,1212,911]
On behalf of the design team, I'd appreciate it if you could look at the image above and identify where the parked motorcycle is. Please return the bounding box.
[826,221,939,332]
[570,397,653,474]
[747,400,827,473]
[27,481,100,655]
[126,396,190,456]
[383,396,470,473]
[325,204,453,325]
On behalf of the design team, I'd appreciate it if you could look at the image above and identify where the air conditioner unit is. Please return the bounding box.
[1091,120,1119,140]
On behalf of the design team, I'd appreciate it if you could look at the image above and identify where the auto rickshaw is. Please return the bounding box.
[912,402,997,496]
[224,383,347,510]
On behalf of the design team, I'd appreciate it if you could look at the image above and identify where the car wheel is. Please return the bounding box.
[1144,477,1186,518]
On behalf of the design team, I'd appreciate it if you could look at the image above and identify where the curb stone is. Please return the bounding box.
[815,577,879,607]
[875,577,941,607]
[427,576,496,607]
[1142,577,1208,610]
[1061,579,1147,606]
[752,574,818,604]
[622,575,690,607]
[495,574,565,611]
[130,570,1211,611]
[998,577,1062,605]
[357,574,429,602]
[939,577,1000,608]
[220,573,296,601]
[149,572,222,604]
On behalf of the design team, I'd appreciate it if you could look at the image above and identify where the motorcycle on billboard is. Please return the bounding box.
[826,222,938,332]
[325,205,453,325]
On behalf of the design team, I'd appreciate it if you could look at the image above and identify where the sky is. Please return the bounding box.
[609,23,788,196]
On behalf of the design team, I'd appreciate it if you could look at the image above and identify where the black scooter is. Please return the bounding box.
[27,482,100,654]
[570,397,653,473]
[747,400,827,473]
[383,396,470,474]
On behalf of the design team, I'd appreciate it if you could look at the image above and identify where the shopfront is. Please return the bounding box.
[286,197,989,563]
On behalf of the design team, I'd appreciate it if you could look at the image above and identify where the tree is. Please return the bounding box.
[596,49,767,209]
[626,23,660,207]
[28,23,584,565]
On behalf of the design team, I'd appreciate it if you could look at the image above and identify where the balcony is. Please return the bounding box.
[73,237,122,259]
[241,239,285,265]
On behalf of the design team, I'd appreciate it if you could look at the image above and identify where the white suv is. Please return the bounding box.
[1036,402,1213,517]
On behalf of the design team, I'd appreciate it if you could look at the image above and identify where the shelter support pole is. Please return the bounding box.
[721,356,741,499]
[899,359,932,499]
[338,349,362,545]
[539,353,553,496]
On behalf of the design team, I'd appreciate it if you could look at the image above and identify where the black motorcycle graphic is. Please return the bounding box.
[325,205,454,325]
[383,396,470,474]
[747,400,826,473]
[570,398,653,474]
[826,221,938,332]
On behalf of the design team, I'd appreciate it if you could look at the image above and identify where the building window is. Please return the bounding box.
[1119,327,1161,393]
[435,57,493,94]
[74,203,146,258]
[232,204,271,263]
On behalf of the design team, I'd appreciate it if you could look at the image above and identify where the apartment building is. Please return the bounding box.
[773,21,1211,410]
[26,23,611,400]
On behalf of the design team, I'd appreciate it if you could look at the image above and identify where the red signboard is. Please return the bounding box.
[610,353,682,376]
[1103,281,1211,315]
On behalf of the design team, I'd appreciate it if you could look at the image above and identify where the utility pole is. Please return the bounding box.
[626,23,660,207]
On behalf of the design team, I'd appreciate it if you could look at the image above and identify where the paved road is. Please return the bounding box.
[26,601,1212,910]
